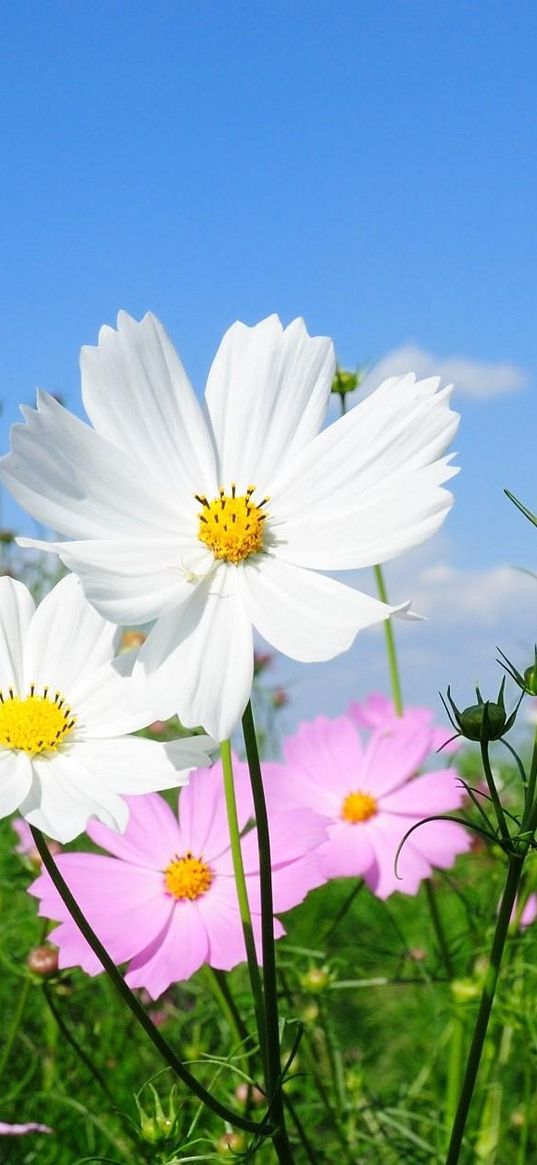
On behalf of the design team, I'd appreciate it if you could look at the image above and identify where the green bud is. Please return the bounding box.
[443,679,518,743]
[299,966,331,993]
[331,365,362,398]
[135,1082,179,1145]
[524,665,537,696]
[497,645,537,696]
[451,977,482,1003]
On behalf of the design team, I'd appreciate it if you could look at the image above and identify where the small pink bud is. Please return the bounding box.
[27,945,59,977]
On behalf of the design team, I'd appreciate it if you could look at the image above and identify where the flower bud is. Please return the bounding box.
[299,966,331,993]
[216,1131,247,1154]
[136,1082,178,1144]
[331,366,362,398]
[444,679,518,742]
[27,945,59,977]
[451,977,482,1003]
[234,1082,265,1106]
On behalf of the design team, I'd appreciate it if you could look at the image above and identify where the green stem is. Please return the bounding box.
[424,879,455,980]
[445,1007,465,1137]
[480,740,511,845]
[373,563,403,714]
[29,826,268,1137]
[0,973,33,1081]
[321,880,364,944]
[521,723,537,835]
[220,739,266,1065]
[203,966,254,1067]
[374,563,454,981]
[43,982,116,1105]
[242,701,295,1164]
[0,917,50,1082]
[444,854,524,1164]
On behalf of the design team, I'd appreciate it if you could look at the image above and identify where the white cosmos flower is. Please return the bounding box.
[1,313,459,741]
[0,574,213,843]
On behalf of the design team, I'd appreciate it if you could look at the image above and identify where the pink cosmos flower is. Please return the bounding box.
[262,714,471,899]
[349,692,459,754]
[0,1121,52,1135]
[30,761,326,999]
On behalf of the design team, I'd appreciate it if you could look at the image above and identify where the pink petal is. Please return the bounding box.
[126,899,209,998]
[318,821,377,880]
[179,758,252,861]
[283,715,366,809]
[87,793,182,868]
[380,769,466,815]
[360,723,430,796]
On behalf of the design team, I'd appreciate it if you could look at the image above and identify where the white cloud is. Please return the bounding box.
[410,561,536,625]
[358,344,528,400]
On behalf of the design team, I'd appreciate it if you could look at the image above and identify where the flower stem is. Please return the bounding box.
[423,878,455,979]
[242,700,295,1164]
[0,972,32,1081]
[29,825,268,1137]
[220,739,266,1066]
[373,563,403,714]
[374,563,455,980]
[444,853,524,1164]
[480,739,511,846]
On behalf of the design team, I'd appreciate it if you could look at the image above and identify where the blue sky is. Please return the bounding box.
[1,1,536,732]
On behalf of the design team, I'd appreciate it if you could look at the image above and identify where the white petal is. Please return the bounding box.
[17,537,211,625]
[0,750,33,818]
[20,752,130,843]
[69,735,212,794]
[271,458,458,570]
[0,577,35,693]
[237,556,393,662]
[23,575,117,697]
[1,390,180,538]
[205,315,335,488]
[135,567,254,740]
[269,375,459,569]
[81,311,218,497]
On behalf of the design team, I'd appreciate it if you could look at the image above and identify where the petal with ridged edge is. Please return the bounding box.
[1,390,180,538]
[269,375,458,570]
[81,311,217,497]
[205,315,335,489]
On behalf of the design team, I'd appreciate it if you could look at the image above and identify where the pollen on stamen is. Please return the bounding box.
[196,483,270,564]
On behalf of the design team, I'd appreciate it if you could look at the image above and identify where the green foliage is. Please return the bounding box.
[3,759,537,1165]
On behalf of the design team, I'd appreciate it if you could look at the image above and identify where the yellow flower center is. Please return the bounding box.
[164,852,214,900]
[196,484,269,564]
[341,790,378,824]
[0,687,76,756]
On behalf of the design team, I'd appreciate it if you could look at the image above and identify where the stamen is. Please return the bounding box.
[0,686,76,756]
[341,790,378,824]
[196,483,269,564]
[164,852,214,900]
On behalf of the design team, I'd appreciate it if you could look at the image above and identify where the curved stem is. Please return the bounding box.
[242,701,295,1163]
[444,854,524,1164]
[29,826,268,1137]
[220,739,266,1064]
